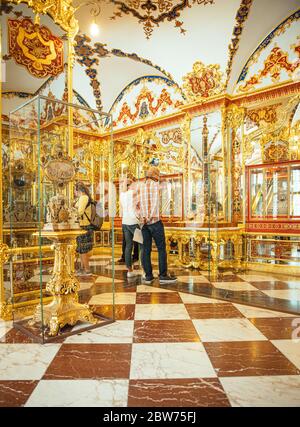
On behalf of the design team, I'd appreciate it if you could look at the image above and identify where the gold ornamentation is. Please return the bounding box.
[30,230,97,336]
[261,138,289,163]
[110,0,214,39]
[238,42,300,93]
[0,243,9,264]
[183,61,225,102]
[237,10,300,85]
[9,0,78,35]
[0,301,12,321]
[165,227,243,277]
[246,104,280,125]
[8,18,64,78]
[222,104,244,130]
[158,128,182,147]
[222,105,244,223]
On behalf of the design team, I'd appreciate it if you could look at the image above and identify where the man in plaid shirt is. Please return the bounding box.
[134,166,177,284]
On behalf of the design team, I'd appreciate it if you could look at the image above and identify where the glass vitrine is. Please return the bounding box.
[8,95,115,342]
[160,173,183,220]
[247,161,300,221]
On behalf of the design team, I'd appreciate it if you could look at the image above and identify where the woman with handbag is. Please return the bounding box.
[120,174,141,278]
[74,181,94,276]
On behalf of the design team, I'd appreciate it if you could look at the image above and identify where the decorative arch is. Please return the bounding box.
[109,76,185,129]
[234,9,300,94]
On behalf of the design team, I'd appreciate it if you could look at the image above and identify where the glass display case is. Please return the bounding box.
[8,95,115,342]
[160,173,183,221]
[247,161,300,221]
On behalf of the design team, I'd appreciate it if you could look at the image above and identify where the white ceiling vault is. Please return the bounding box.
[1,0,300,115]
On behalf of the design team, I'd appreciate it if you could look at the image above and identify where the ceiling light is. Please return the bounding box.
[90,19,99,37]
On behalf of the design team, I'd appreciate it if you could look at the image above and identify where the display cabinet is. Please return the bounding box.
[8,95,116,342]
[247,160,300,223]
[246,161,300,268]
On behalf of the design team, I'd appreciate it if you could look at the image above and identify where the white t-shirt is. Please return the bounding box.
[120,190,138,225]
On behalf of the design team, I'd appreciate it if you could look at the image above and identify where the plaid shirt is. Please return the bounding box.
[133,179,160,225]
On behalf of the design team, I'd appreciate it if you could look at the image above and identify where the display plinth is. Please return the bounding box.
[30,230,97,336]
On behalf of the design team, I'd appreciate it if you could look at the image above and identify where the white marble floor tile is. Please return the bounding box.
[262,289,300,301]
[271,340,300,369]
[90,255,113,259]
[233,304,295,318]
[177,275,210,284]
[0,344,60,380]
[237,274,280,282]
[130,342,216,379]
[135,304,190,320]
[136,285,173,293]
[95,276,123,284]
[212,282,258,291]
[25,379,129,407]
[89,260,110,266]
[89,293,136,305]
[0,321,13,339]
[65,321,134,344]
[105,265,128,271]
[220,376,300,407]
[179,292,226,304]
[192,318,267,342]
[79,281,94,291]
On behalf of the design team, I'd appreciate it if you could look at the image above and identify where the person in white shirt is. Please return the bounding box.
[120,174,140,278]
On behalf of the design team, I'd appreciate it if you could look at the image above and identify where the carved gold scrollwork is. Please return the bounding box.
[222,104,244,131]
[183,61,225,102]
[9,0,79,36]
[0,243,9,265]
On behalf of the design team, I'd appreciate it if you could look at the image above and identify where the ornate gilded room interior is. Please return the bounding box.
[1,0,300,408]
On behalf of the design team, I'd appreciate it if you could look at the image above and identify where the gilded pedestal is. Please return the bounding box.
[30,230,97,336]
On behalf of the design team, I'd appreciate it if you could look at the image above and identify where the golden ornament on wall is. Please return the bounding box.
[183,61,225,102]
[8,18,64,78]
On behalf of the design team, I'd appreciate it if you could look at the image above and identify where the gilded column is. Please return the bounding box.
[67,34,75,200]
[224,105,244,224]
[0,27,9,319]
[202,116,210,223]
[181,114,191,218]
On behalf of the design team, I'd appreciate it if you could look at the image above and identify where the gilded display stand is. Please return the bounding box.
[30,230,97,336]
[165,226,243,279]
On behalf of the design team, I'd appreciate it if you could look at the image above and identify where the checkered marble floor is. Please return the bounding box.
[1,257,300,407]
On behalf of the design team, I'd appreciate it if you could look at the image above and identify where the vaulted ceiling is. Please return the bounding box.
[1,0,300,115]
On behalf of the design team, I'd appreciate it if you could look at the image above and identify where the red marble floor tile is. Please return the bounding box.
[204,341,300,377]
[185,303,245,319]
[0,381,38,407]
[133,320,200,343]
[250,281,300,290]
[136,292,182,304]
[43,343,132,379]
[93,304,135,320]
[0,328,35,344]
[249,317,300,340]
[128,378,231,407]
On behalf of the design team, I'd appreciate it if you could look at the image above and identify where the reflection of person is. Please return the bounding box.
[120,174,140,278]
[136,166,177,285]
[117,236,139,265]
[74,182,93,276]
